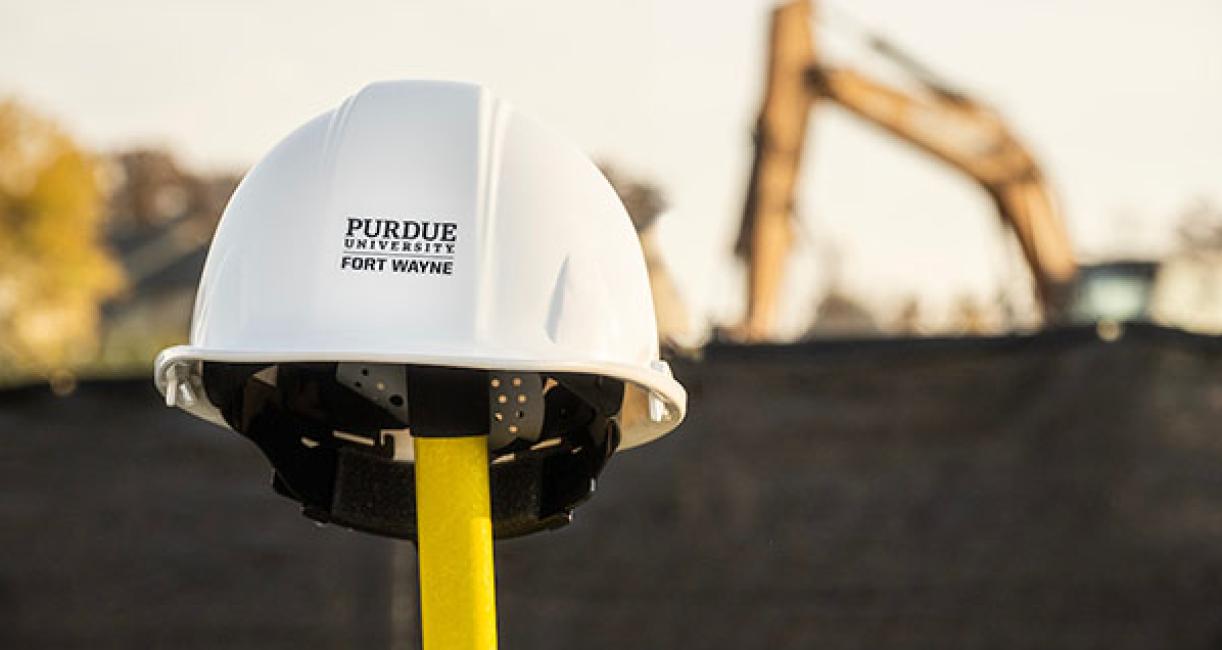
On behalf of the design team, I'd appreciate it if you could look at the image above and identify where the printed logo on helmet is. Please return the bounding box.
[339,216,457,275]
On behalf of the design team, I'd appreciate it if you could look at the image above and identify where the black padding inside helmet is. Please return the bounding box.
[199,362,623,541]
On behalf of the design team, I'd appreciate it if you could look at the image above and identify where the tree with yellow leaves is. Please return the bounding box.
[0,100,124,379]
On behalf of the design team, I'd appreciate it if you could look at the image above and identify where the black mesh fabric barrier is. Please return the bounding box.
[500,324,1222,649]
[0,381,398,650]
[5,323,1222,648]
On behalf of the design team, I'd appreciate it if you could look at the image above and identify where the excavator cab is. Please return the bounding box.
[1068,261,1161,324]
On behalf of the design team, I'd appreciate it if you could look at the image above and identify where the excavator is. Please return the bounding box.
[735,0,1084,341]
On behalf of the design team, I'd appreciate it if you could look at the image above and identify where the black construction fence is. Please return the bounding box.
[4,323,1222,648]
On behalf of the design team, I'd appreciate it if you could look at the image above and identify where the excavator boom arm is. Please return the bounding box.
[814,67,1077,309]
[737,0,1077,340]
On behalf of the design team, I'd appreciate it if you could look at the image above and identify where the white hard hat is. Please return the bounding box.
[153,80,686,539]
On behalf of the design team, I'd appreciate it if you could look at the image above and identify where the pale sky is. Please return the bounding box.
[3,0,1220,338]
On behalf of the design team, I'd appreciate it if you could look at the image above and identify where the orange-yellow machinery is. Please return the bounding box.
[735,0,1079,340]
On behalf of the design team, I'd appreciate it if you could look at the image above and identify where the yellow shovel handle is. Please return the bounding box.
[413,435,498,650]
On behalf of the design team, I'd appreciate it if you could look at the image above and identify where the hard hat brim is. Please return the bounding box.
[154,344,686,451]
